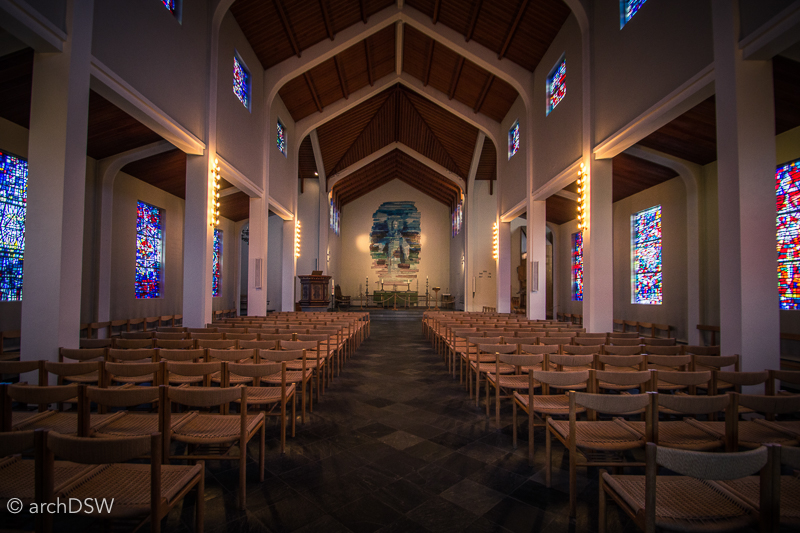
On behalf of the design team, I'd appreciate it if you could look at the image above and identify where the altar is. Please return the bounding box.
[373,290,418,308]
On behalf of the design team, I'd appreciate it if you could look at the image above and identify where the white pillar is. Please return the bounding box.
[497,220,511,313]
[182,154,213,327]
[247,197,268,316]
[583,158,614,333]
[528,200,547,319]
[310,130,329,275]
[282,218,297,311]
[21,0,94,364]
[712,0,779,371]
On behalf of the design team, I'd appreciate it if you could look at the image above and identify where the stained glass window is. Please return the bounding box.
[0,151,27,301]
[777,159,800,309]
[212,229,222,297]
[161,0,176,13]
[571,231,583,301]
[632,205,662,304]
[508,120,519,160]
[277,119,287,157]
[135,201,163,299]
[546,55,566,116]
[452,201,463,237]
[233,53,250,110]
[620,0,647,28]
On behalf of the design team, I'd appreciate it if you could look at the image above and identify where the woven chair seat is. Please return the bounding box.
[167,374,204,385]
[210,371,251,385]
[602,474,757,530]
[598,381,647,391]
[514,393,585,416]
[700,421,799,447]
[549,419,644,451]
[261,369,312,384]
[723,475,800,525]
[521,364,544,373]
[11,410,40,427]
[13,412,118,435]
[92,412,191,438]
[286,360,323,370]
[63,371,100,384]
[471,362,515,374]
[110,375,153,385]
[627,421,723,451]
[0,458,92,504]
[57,463,203,519]
[489,374,539,389]
[236,385,296,405]
[655,380,688,392]
[172,412,265,444]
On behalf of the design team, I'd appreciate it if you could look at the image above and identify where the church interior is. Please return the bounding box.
[1,0,800,532]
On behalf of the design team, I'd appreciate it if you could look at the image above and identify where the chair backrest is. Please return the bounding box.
[548,354,594,369]
[107,348,157,363]
[87,384,160,408]
[645,354,692,370]
[498,353,544,367]
[79,338,113,349]
[217,327,247,334]
[573,336,604,346]
[0,429,36,457]
[165,361,222,379]
[736,393,800,415]
[654,391,728,415]
[606,337,642,346]
[477,343,517,355]
[571,390,651,415]
[651,442,767,480]
[0,360,46,385]
[577,332,607,339]
[166,384,243,408]
[154,332,188,340]
[157,348,205,362]
[539,336,573,346]
[595,354,646,370]
[8,383,80,405]
[155,339,195,350]
[157,327,186,333]
[113,338,155,349]
[225,333,258,341]
[654,370,712,388]
[187,328,217,334]
[682,345,720,355]
[259,348,305,363]
[547,330,576,338]
[643,345,682,355]
[48,430,155,464]
[518,344,559,355]
[281,340,320,357]
[228,362,283,382]
[593,369,653,390]
[189,332,224,340]
[46,361,102,379]
[767,369,800,394]
[610,331,639,339]
[206,348,255,363]
[562,344,602,355]
[532,369,590,388]
[693,354,739,371]
[104,361,162,383]
[120,331,155,340]
[196,339,237,350]
[258,333,294,342]
[239,339,279,350]
[643,337,676,347]
[601,344,641,355]
[60,347,106,362]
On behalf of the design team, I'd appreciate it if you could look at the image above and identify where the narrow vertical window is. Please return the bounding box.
[571,231,583,301]
[620,0,647,28]
[777,159,800,309]
[508,120,520,160]
[546,55,566,116]
[136,201,163,299]
[212,228,222,297]
[632,205,662,304]
[277,119,287,157]
[233,52,250,110]
[0,151,27,301]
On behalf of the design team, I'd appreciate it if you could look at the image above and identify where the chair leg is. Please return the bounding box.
[485,377,490,416]
[301,382,306,423]
[196,463,205,533]
[569,445,577,517]
[512,401,518,448]
[546,426,552,488]
[308,377,313,413]
[280,398,286,454]
[259,424,265,482]
[239,438,246,510]
[598,471,607,533]
[291,393,296,437]
[528,402,534,466]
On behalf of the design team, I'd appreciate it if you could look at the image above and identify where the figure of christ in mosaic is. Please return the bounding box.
[370,201,420,287]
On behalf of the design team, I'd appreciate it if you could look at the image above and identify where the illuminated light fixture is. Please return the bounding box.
[210,158,221,227]
[492,222,499,261]
[294,219,301,258]
[576,162,588,232]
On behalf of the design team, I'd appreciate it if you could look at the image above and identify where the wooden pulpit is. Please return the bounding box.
[298,273,332,311]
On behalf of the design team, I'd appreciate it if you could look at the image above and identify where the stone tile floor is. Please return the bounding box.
[12,318,645,532]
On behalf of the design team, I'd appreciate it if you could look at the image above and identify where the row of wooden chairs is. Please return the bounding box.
[613,318,674,338]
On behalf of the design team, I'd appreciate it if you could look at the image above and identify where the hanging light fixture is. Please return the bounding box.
[294,219,301,258]
[492,221,499,261]
[209,158,221,227]
[576,162,588,232]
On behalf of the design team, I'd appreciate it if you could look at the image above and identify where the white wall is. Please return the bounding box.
[499,97,526,216]
[470,180,498,310]
[510,217,526,301]
[338,179,450,299]
[449,211,466,309]
[269,96,296,211]
[297,178,320,274]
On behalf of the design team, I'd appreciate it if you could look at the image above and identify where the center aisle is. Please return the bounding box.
[191,315,630,533]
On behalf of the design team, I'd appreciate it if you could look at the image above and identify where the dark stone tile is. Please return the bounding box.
[509,479,569,510]
[483,497,554,533]
[368,450,428,478]
[403,423,446,439]
[290,514,353,533]
[403,440,454,463]
[404,463,464,495]
[490,452,539,477]
[363,397,396,408]
[252,493,325,532]
[462,517,516,533]
[428,431,474,451]
[467,465,527,495]
[347,463,400,491]
[457,441,510,464]
[375,516,434,533]
[330,495,403,533]
[435,452,488,477]
[406,496,480,533]
[376,478,432,513]
[378,430,426,450]
[348,440,398,463]
[358,422,399,438]
[299,475,371,513]
[440,479,506,515]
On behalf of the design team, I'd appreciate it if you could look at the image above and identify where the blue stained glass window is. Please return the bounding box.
[777,159,800,309]
[0,151,27,301]
[136,201,163,299]
[508,121,520,159]
[212,229,222,297]
[452,201,463,237]
[620,0,647,28]
[161,0,176,12]
[233,53,250,110]
[632,205,662,304]
[571,232,583,301]
[277,119,287,157]
[546,55,566,116]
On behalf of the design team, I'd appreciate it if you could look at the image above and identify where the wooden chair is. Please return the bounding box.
[206,348,255,386]
[80,338,113,349]
[154,332,188,340]
[461,336,500,390]
[57,348,106,385]
[643,337,676,347]
[547,389,653,516]
[3,383,100,436]
[259,349,312,424]
[539,336,574,347]
[681,345,720,355]
[155,338,195,350]
[164,361,222,389]
[121,331,155,340]
[0,330,21,361]
[45,430,204,533]
[609,332,640,339]
[486,353,545,425]
[0,360,46,386]
[228,362,296,453]
[196,338,237,350]
[643,345,682,356]
[188,332,223,341]
[602,344,642,355]
[284,339,326,400]
[89,385,191,439]
[651,368,710,396]
[697,393,800,449]
[607,337,642,346]
[104,360,161,388]
[562,344,603,355]
[472,344,517,409]
[768,369,800,395]
[643,353,691,374]
[114,338,155,349]
[157,349,206,386]
[599,443,770,533]
[164,384,264,509]
[547,354,594,378]
[592,367,651,394]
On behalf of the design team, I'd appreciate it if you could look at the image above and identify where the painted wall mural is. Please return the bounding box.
[370,201,421,286]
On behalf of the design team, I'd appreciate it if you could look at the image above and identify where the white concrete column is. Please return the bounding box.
[465,134,485,312]
[528,200,547,319]
[497,220,511,313]
[182,154,213,327]
[712,0,779,371]
[310,130,329,275]
[21,0,94,364]
[283,218,297,311]
[247,197,268,316]
[583,158,614,333]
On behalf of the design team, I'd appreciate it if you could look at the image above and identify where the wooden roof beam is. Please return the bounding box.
[448,57,464,100]
[359,0,367,23]
[333,55,349,99]
[273,0,301,58]
[423,39,435,86]
[364,40,374,86]
[473,74,493,113]
[465,0,483,42]
[498,0,528,60]
[304,72,323,113]
[319,0,334,41]
[432,0,441,24]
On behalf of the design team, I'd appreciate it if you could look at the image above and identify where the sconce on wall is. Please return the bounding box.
[294,219,301,258]
[210,158,221,226]
[492,222,499,261]
[577,162,588,232]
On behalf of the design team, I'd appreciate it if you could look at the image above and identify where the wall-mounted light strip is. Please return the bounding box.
[492,221,499,261]
[294,219,301,258]
[576,162,588,232]
[210,158,221,227]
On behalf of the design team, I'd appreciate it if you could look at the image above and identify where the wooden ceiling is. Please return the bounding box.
[636,96,717,166]
[218,191,251,222]
[475,139,496,181]
[0,48,33,129]
[315,84,479,180]
[774,56,800,135]
[546,193,577,225]
[121,149,187,198]
[87,91,163,160]
[332,148,461,207]
[298,135,318,182]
